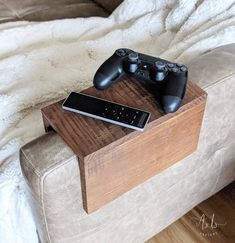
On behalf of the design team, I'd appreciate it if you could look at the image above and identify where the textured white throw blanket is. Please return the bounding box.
[0,0,235,242]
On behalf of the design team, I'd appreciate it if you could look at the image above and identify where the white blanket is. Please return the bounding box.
[0,0,235,242]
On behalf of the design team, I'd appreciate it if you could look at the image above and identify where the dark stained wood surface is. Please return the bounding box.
[42,77,207,213]
[42,78,205,157]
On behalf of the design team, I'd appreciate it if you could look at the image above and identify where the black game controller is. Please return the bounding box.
[93,48,188,113]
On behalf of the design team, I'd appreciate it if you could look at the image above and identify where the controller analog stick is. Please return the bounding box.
[128,52,139,61]
[150,61,167,82]
[155,61,165,70]
[124,52,139,73]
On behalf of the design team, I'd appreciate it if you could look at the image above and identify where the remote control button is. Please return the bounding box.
[180,66,187,72]
[128,52,139,61]
[155,61,165,70]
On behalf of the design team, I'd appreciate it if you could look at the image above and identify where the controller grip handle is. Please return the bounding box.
[162,72,187,113]
[93,55,123,90]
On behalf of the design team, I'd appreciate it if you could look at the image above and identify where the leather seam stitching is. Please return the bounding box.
[20,151,46,242]
[43,154,77,175]
[41,155,78,243]
[21,136,76,175]
[20,147,77,243]
[20,149,41,176]
[203,70,235,90]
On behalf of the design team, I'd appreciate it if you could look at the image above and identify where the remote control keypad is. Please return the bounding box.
[101,105,144,126]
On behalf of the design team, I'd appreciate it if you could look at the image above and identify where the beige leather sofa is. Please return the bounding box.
[20,44,235,243]
[0,0,122,23]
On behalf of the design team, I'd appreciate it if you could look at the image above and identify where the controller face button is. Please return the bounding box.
[172,67,180,72]
[167,63,175,68]
[180,66,187,72]
[128,52,139,61]
[176,63,183,68]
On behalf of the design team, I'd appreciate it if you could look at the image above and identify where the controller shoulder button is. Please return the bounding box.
[115,49,127,56]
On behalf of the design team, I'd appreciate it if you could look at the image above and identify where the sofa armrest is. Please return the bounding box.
[187,44,235,89]
[20,132,80,243]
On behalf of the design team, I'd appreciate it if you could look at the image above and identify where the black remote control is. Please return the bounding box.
[62,92,150,131]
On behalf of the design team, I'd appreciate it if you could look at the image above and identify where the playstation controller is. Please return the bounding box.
[93,48,188,113]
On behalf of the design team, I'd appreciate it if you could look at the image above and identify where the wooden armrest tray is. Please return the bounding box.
[42,77,207,213]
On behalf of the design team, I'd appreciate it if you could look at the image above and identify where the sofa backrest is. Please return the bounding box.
[0,0,123,23]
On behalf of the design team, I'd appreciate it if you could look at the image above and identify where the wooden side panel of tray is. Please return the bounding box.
[42,78,207,213]
[82,98,206,212]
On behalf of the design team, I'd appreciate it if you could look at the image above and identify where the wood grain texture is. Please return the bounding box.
[147,181,235,243]
[41,77,207,213]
